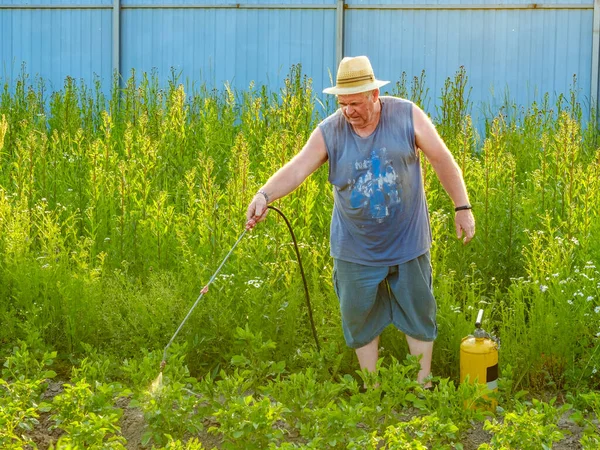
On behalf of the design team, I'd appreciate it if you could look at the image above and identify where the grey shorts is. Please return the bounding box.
[332,252,437,349]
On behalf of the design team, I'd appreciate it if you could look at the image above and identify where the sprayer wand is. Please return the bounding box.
[160,229,247,372]
[158,205,322,377]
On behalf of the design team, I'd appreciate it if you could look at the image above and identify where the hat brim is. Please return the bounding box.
[323,79,390,95]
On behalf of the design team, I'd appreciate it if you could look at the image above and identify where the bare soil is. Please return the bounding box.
[462,421,492,450]
[119,399,146,449]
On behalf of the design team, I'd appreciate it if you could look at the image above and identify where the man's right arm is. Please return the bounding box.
[245,127,328,229]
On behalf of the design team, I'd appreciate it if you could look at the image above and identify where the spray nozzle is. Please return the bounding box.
[160,360,166,372]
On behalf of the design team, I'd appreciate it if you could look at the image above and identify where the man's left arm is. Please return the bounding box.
[412,104,475,244]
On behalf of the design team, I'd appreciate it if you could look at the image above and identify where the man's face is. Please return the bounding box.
[338,90,379,129]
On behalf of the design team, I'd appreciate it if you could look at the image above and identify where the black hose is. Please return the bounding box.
[268,205,321,352]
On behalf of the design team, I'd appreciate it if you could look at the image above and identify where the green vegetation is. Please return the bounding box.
[0,66,599,447]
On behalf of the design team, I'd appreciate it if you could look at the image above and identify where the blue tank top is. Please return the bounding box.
[318,96,431,266]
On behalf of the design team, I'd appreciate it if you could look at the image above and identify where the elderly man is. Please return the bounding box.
[245,56,475,388]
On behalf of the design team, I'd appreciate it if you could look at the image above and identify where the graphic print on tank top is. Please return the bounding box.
[349,147,401,222]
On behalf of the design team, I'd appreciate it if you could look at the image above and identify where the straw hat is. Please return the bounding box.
[323,56,390,95]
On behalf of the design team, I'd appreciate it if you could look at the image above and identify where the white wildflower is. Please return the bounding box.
[246,279,263,288]
[540,285,548,293]
[587,296,594,302]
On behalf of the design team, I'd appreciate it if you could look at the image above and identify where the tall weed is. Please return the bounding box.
[0,66,598,395]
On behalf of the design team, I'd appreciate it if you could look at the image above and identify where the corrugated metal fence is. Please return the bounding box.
[1,1,598,120]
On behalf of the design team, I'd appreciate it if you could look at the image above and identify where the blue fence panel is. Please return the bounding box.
[0,0,597,123]
[0,2,112,95]
[344,3,593,123]
[120,4,336,96]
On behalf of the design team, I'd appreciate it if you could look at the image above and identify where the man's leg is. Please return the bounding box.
[356,335,432,387]
[405,334,433,387]
[355,335,380,372]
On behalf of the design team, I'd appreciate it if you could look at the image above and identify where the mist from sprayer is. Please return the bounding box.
[149,359,167,395]
[149,372,163,395]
